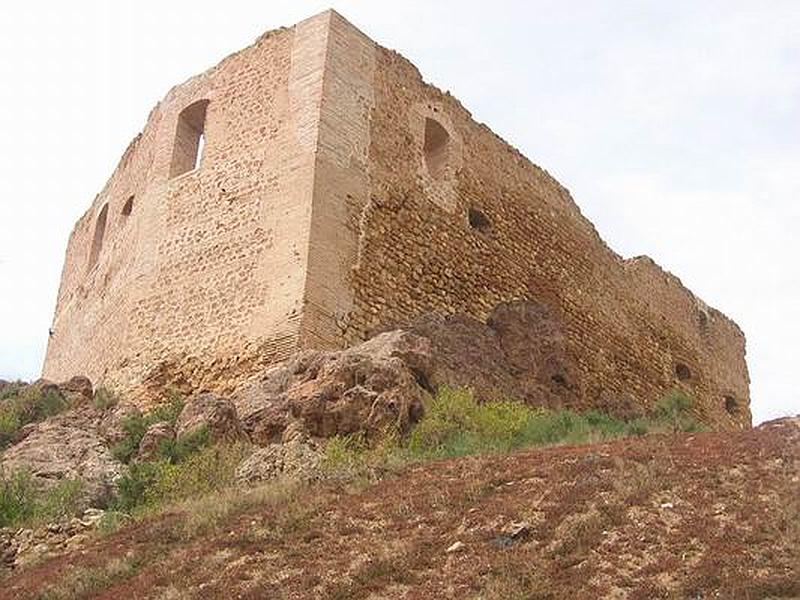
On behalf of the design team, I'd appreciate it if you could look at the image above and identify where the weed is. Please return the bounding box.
[405,387,652,460]
[157,425,210,463]
[145,442,249,506]
[111,396,186,464]
[92,387,119,411]
[166,478,301,541]
[0,469,84,528]
[0,385,68,448]
[321,387,704,483]
[656,390,704,433]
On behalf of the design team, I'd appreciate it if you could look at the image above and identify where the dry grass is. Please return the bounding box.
[156,477,303,541]
[37,554,142,600]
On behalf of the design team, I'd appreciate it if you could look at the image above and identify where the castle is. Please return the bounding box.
[42,10,750,428]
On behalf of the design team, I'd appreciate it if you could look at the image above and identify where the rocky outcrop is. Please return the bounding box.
[56,376,94,404]
[231,330,431,444]
[0,508,106,572]
[236,440,322,485]
[175,392,245,443]
[0,405,122,508]
[402,300,581,411]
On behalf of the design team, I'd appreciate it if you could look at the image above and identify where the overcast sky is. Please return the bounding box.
[0,1,797,424]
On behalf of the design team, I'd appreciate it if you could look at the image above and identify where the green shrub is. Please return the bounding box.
[112,461,163,512]
[111,413,149,463]
[0,469,37,526]
[0,385,69,448]
[111,396,186,464]
[0,469,84,528]
[157,425,210,463]
[112,443,250,513]
[0,410,22,448]
[407,388,533,458]
[405,387,645,460]
[92,387,119,411]
[0,381,26,402]
[96,510,130,535]
[655,390,704,433]
[145,443,249,506]
[323,432,371,471]
[325,386,710,475]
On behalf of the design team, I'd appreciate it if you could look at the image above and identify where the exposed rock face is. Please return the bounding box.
[0,405,121,508]
[236,440,322,485]
[135,422,174,462]
[57,376,94,404]
[231,330,431,444]
[403,300,582,411]
[175,392,245,443]
[225,301,591,444]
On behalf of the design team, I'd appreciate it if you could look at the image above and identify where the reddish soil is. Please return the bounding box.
[3,418,798,599]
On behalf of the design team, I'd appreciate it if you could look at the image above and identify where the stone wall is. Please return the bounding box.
[319,23,749,428]
[43,13,335,400]
[44,11,750,427]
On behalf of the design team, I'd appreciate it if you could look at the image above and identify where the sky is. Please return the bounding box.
[0,1,797,424]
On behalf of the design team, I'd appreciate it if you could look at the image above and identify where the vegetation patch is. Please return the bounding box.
[0,383,69,448]
[111,395,186,464]
[37,554,144,600]
[323,386,704,478]
[0,469,84,528]
[92,386,119,411]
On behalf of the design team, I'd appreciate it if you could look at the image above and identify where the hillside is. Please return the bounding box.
[2,415,797,599]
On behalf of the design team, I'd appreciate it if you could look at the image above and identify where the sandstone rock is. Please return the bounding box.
[404,300,581,410]
[175,392,245,443]
[135,421,174,462]
[57,376,93,404]
[0,507,107,571]
[235,440,322,485]
[231,330,431,444]
[0,406,122,508]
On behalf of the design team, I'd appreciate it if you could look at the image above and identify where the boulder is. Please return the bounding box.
[0,406,122,508]
[57,376,93,404]
[175,392,245,443]
[231,330,431,444]
[135,421,174,462]
[235,439,321,485]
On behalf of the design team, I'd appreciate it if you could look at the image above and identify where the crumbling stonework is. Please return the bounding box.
[43,10,750,428]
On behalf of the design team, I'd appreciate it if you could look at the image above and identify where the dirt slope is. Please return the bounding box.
[3,418,798,599]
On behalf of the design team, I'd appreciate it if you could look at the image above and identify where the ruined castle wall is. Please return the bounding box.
[44,11,750,427]
[321,39,750,428]
[43,14,334,398]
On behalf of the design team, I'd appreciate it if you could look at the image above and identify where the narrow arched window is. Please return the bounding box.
[423,117,450,179]
[121,195,134,216]
[170,99,209,178]
[88,204,108,270]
